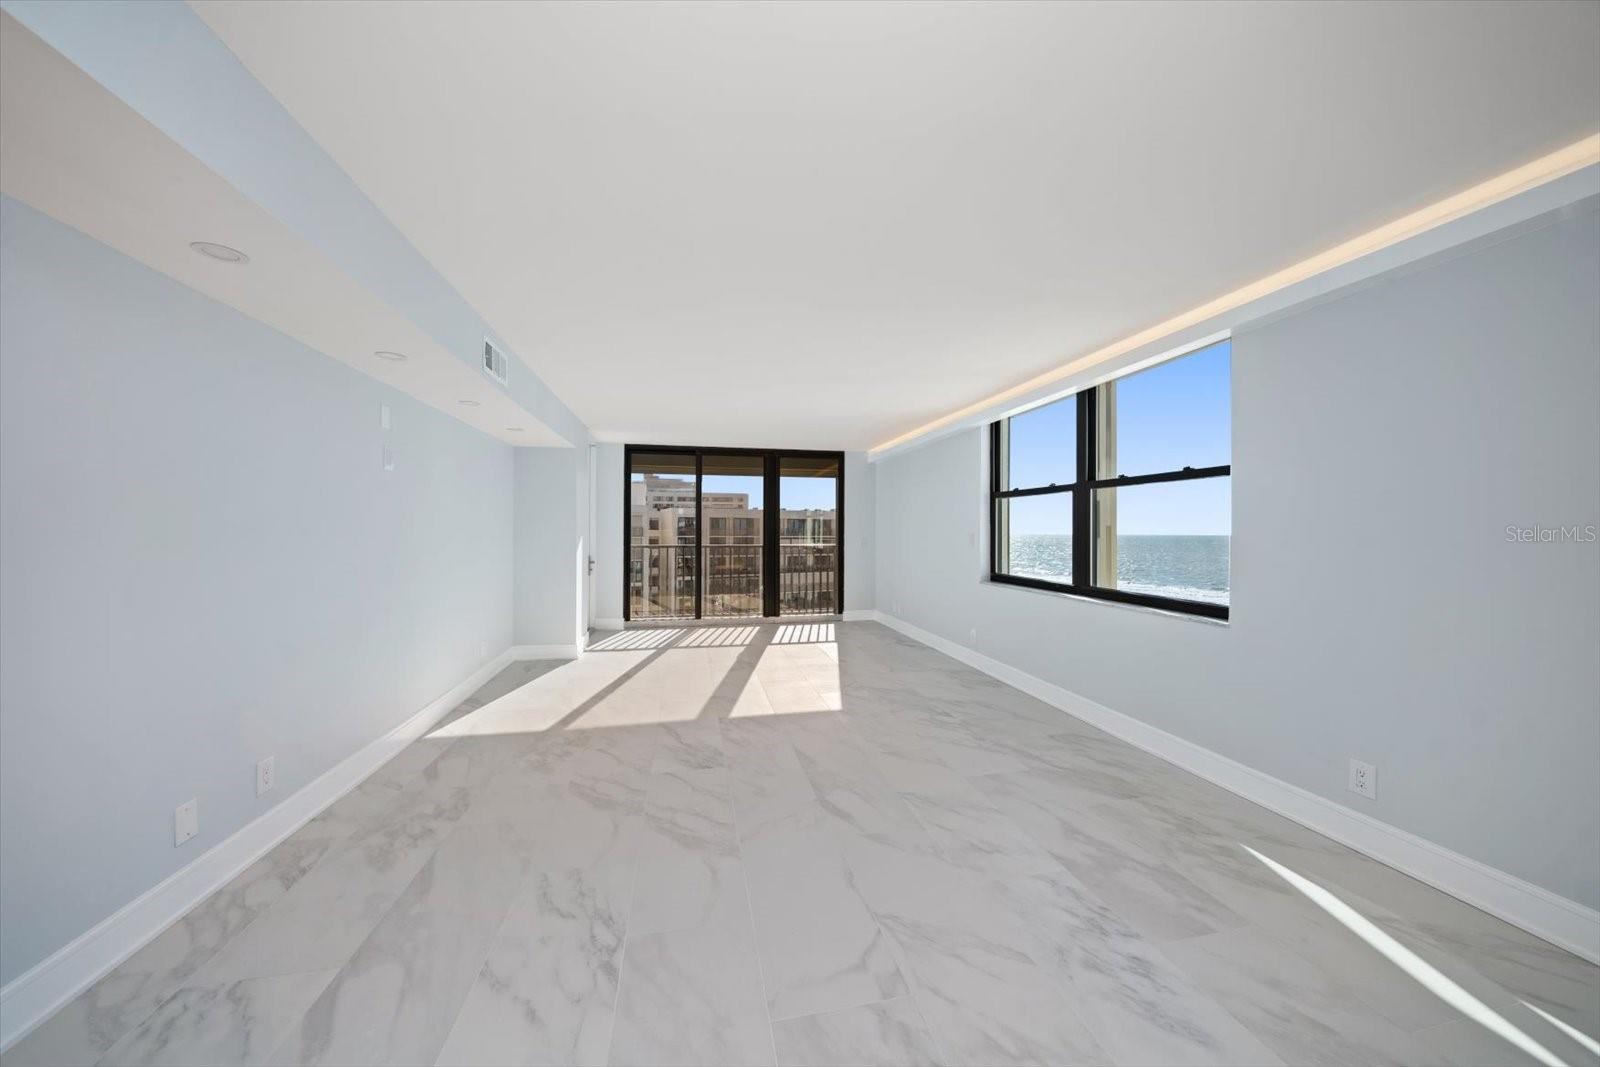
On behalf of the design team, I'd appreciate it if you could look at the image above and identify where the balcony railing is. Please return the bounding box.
[779,542,836,615]
[627,542,837,619]
[703,545,762,618]
[628,545,697,619]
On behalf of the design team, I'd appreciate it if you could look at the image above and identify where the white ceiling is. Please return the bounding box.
[0,13,566,448]
[184,3,1597,449]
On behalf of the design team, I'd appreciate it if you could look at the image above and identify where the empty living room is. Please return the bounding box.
[1,2,1598,1065]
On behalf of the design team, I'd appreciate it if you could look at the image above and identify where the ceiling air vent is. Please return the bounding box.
[482,338,509,386]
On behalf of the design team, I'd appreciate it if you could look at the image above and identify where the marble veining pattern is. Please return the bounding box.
[4,621,1596,1067]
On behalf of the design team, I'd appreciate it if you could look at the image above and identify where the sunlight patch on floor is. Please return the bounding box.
[1521,1001,1600,1058]
[428,623,842,737]
[589,628,686,651]
[676,625,760,648]
[774,622,835,644]
[1244,846,1569,1067]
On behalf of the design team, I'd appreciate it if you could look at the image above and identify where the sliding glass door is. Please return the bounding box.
[628,452,698,620]
[624,446,843,621]
[701,454,764,618]
[778,455,839,615]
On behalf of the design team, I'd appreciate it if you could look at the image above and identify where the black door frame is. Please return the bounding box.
[623,444,845,622]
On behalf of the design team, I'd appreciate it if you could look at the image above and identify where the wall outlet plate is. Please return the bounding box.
[256,756,275,797]
[175,798,198,846]
[1348,758,1377,799]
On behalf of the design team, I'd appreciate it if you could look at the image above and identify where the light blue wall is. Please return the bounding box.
[0,197,516,984]
[844,452,876,613]
[874,198,1600,907]
[513,447,587,647]
[1,0,590,449]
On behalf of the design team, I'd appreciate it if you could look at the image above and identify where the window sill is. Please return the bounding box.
[978,576,1230,627]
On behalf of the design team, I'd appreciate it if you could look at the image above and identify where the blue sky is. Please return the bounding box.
[1006,340,1231,536]
[777,477,835,510]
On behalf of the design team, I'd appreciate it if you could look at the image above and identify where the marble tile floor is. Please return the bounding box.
[6,621,1597,1066]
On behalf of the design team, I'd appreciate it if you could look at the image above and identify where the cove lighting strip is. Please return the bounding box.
[871,135,1600,456]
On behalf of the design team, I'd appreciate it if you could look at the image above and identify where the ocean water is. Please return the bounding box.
[1006,534,1230,606]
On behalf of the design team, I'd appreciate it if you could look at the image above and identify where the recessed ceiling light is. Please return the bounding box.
[374,350,408,362]
[189,241,248,264]
[506,426,524,432]
[458,400,481,407]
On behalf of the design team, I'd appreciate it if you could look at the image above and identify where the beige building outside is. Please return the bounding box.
[629,474,836,617]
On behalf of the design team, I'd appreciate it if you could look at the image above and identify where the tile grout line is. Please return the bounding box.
[62,735,471,1066]
[427,817,551,1064]
[599,861,635,1067]
[262,763,506,1066]
[720,716,782,1067]
[924,694,1568,1064]
[777,701,959,1057]
[600,729,659,1067]
[833,712,965,1066]
[962,722,1547,1052]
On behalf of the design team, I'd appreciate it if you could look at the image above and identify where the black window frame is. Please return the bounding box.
[623,444,845,621]
[989,354,1231,621]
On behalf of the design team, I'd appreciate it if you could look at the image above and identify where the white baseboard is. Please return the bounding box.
[870,611,1600,966]
[0,648,522,1054]
[508,643,581,661]
[841,609,879,621]
[592,618,625,632]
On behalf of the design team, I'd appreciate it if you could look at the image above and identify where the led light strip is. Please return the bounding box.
[871,135,1600,456]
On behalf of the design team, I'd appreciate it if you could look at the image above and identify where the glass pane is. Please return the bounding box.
[629,452,696,619]
[630,452,697,545]
[995,492,1072,583]
[1091,478,1230,606]
[701,454,763,618]
[1097,339,1230,478]
[779,456,837,615]
[1000,396,1076,490]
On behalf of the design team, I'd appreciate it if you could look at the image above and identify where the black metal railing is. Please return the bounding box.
[702,545,762,617]
[779,542,836,615]
[628,545,697,619]
[628,542,837,619]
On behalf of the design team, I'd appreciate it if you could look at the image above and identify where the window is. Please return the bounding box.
[625,446,843,620]
[990,339,1230,618]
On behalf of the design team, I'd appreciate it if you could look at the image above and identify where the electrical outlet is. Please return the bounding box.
[969,627,978,642]
[256,756,275,797]
[1348,758,1376,800]
[175,798,198,846]
[380,404,391,430]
